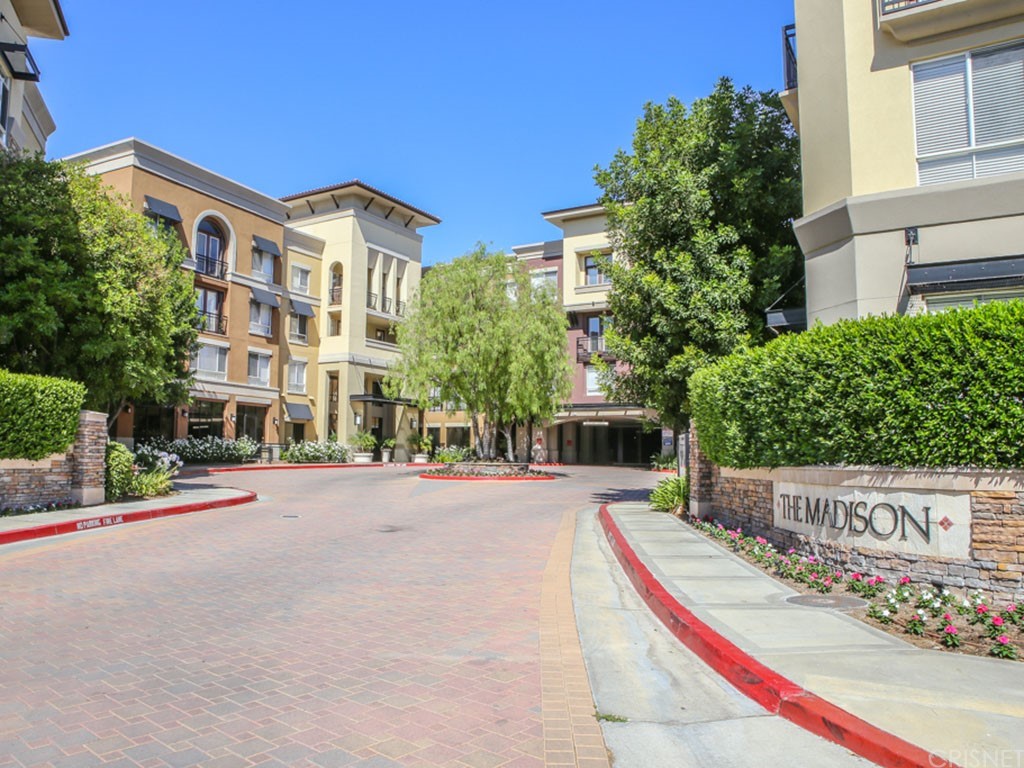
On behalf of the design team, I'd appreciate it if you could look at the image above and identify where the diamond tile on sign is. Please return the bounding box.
[939,516,954,531]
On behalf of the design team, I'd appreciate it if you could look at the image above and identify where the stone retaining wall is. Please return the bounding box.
[0,411,107,509]
[688,426,1024,601]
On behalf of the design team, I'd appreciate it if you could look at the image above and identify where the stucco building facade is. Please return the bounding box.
[782,0,1024,326]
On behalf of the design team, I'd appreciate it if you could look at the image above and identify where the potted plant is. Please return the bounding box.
[349,430,378,463]
[381,437,396,463]
[409,432,433,464]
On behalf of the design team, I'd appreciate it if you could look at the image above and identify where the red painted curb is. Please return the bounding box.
[598,505,957,768]
[180,463,446,477]
[0,491,258,547]
[651,468,677,474]
[418,473,556,481]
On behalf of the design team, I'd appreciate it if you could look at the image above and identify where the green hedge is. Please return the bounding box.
[689,301,1024,469]
[0,371,86,460]
[105,441,134,501]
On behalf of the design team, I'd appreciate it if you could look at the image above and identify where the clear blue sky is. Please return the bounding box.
[38,0,794,265]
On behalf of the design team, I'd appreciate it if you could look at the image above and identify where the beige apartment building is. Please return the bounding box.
[67,139,318,447]
[0,0,68,152]
[283,182,439,461]
[425,204,667,465]
[781,0,1024,328]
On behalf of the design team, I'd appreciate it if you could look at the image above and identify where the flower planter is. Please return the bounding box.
[352,452,374,464]
[412,453,430,464]
[381,449,392,463]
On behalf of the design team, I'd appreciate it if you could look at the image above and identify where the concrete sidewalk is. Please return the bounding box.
[0,485,256,546]
[601,503,1024,768]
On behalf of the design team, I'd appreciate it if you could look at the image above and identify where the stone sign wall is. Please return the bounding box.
[0,410,107,509]
[688,426,1024,600]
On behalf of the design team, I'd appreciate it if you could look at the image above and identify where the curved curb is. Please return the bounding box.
[598,505,957,768]
[181,463,445,476]
[0,490,258,547]
[418,473,556,481]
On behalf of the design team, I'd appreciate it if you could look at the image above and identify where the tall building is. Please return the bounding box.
[781,0,1024,327]
[425,204,668,465]
[0,0,69,152]
[68,139,438,457]
[282,182,439,460]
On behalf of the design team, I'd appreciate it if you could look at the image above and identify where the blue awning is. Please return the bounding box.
[143,195,182,223]
[249,286,280,308]
[252,235,282,257]
[907,255,1024,295]
[285,402,313,421]
[290,300,315,318]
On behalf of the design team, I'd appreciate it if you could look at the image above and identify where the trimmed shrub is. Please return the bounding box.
[281,440,349,464]
[434,445,473,463]
[0,371,86,460]
[689,301,1024,469]
[130,467,174,497]
[650,476,689,514]
[105,442,134,501]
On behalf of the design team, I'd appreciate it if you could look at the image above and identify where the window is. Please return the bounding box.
[249,301,272,336]
[0,70,9,147]
[585,365,602,395]
[914,43,1024,185]
[290,313,308,343]
[291,265,311,294]
[236,404,266,443]
[531,268,558,293]
[288,361,307,394]
[247,352,271,387]
[196,288,225,334]
[188,400,225,439]
[584,254,609,285]
[329,312,342,336]
[195,219,225,278]
[925,287,1024,313]
[252,250,275,283]
[193,344,228,380]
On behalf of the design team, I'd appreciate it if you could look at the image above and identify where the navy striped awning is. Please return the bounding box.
[252,235,282,257]
[290,300,315,318]
[285,402,313,421]
[249,286,280,308]
[143,195,182,223]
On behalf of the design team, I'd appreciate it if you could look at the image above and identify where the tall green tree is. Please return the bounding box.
[386,244,572,459]
[0,151,199,425]
[594,78,802,430]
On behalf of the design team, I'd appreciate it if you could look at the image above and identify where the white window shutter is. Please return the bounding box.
[913,56,970,156]
[971,44,1024,147]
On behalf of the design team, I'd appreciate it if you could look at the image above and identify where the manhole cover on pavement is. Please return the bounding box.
[786,594,867,611]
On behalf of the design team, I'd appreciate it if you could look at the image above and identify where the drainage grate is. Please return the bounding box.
[281,515,300,519]
[786,594,867,611]
[377,525,406,533]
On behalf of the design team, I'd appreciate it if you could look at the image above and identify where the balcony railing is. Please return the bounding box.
[396,300,407,317]
[881,0,940,13]
[198,311,227,335]
[576,336,616,364]
[289,330,308,344]
[330,284,343,305]
[249,321,272,337]
[195,257,227,280]
[782,23,797,91]
[367,291,377,310]
[381,296,392,313]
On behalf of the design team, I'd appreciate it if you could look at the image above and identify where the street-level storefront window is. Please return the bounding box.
[188,400,224,439]
[236,404,266,443]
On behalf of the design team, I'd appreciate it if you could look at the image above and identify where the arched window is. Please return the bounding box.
[330,263,344,305]
[196,218,227,278]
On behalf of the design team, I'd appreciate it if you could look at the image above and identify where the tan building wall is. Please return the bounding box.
[787,0,1024,326]
[284,183,439,459]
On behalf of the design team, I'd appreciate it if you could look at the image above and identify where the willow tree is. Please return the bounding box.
[386,244,571,459]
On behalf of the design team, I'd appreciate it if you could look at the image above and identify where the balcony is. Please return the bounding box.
[576,336,616,364]
[367,291,377,310]
[381,296,392,313]
[782,24,797,91]
[330,284,343,305]
[198,311,227,335]
[195,257,227,280]
[879,0,1024,42]
[396,300,406,317]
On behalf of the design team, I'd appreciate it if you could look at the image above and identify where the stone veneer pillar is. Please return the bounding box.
[71,410,107,507]
[687,424,715,519]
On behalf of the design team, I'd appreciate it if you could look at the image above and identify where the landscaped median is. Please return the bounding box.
[419,461,556,481]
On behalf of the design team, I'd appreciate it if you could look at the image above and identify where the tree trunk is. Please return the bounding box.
[107,399,126,431]
[501,425,515,462]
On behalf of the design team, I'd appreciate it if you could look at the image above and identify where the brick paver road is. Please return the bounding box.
[0,466,656,768]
